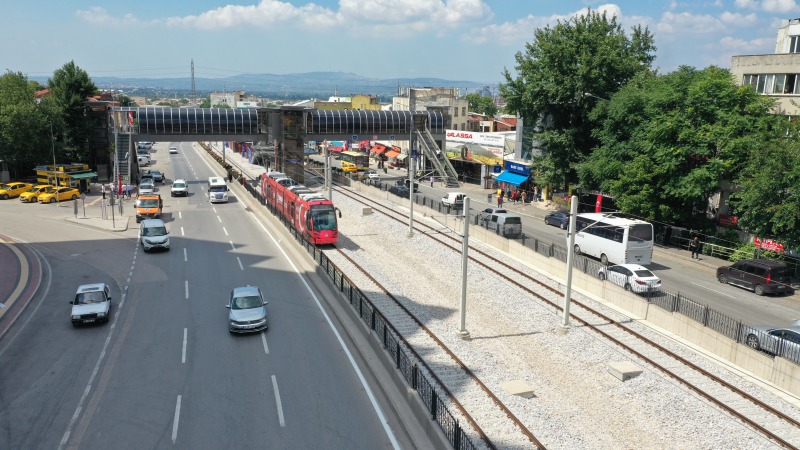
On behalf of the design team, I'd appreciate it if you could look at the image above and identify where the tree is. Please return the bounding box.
[0,71,55,178]
[464,93,498,117]
[47,61,97,163]
[499,9,655,191]
[731,131,800,249]
[578,66,779,229]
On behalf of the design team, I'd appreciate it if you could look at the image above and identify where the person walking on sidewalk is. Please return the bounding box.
[689,235,701,259]
[521,191,527,205]
[430,175,434,187]
[497,192,503,208]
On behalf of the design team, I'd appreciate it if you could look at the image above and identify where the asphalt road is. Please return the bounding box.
[0,143,409,449]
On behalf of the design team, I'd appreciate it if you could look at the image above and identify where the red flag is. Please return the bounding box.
[118,174,123,195]
[128,112,134,126]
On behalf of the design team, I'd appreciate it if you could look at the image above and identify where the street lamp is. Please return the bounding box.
[49,123,59,203]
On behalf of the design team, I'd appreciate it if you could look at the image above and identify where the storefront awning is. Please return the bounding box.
[495,171,527,186]
[395,153,407,160]
[370,145,386,154]
[385,150,400,158]
[69,172,98,180]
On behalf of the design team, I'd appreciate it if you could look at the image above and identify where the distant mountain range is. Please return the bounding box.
[33,71,499,101]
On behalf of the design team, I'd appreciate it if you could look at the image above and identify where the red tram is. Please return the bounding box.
[260,172,340,245]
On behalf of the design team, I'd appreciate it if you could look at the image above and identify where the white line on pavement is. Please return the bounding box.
[271,375,285,427]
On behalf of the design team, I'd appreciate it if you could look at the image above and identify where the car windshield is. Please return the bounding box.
[136,199,159,208]
[142,226,167,236]
[232,295,262,310]
[310,207,337,231]
[210,185,227,192]
[628,224,653,242]
[75,291,106,304]
[151,171,162,176]
[173,182,185,188]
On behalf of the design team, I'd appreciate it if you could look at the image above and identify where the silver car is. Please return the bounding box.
[139,180,155,195]
[744,325,800,361]
[226,286,269,333]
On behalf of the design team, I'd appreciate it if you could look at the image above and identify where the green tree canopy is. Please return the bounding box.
[499,9,655,191]
[578,66,779,229]
[464,92,498,117]
[47,61,97,163]
[0,71,56,178]
[730,130,800,249]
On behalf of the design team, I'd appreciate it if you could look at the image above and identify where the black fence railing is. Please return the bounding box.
[236,171,481,450]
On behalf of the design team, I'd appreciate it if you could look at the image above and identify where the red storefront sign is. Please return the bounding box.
[753,237,784,253]
[718,214,738,228]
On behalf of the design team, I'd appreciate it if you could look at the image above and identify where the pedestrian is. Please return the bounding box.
[521,191,527,205]
[533,186,538,202]
[689,235,700,259]
[497,193,503,208]
[227,169,233,183]
[511,190,518,204]
[101,183,106,200]
[430,175,434,187]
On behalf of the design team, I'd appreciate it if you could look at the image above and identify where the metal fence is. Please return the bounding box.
[239,175,480,450]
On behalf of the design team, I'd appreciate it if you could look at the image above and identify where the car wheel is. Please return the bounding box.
[72,322,79,328]
[598,272,606,281]
[49,197,56,203]
[560,222,566,230]
[600,254,609,266]
[717,274,728,284]
[754,284,765,296]
[574,245,582,256]
[1,194,7,200]
[746,334,760,350]
[71,194,77,200]
[624,283,632,291]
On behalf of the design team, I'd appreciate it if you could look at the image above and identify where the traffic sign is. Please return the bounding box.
[352,135,358,142]
[389,135,395,140]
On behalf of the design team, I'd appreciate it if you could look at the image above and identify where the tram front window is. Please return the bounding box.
[310,207,337,231]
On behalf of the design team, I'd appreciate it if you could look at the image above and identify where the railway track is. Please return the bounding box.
[326,181,800,449]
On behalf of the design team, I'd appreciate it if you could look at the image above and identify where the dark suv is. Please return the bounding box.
[716,259,794,296]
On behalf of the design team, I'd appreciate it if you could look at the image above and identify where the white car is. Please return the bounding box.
[139,180,156,195]
[226,285,269,333]
[363,169,380,180]
[169,146,178,154]
[70,283,111,326]
[171,179,188,197]
[598,264,661,294]
[139,218,170,252]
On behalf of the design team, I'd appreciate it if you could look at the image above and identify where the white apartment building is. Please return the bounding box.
[392,87,469,131]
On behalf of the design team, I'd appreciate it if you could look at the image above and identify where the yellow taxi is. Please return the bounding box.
[38,186,80,203]
[0,182,33,199]
[19,185,54,203]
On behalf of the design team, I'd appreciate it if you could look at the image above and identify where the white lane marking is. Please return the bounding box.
[223,227,228,236]
[271,375,285,427]
[248,214,400,448]
[182,328,187,363]
[212,207,217,214]
[229,241,235,251]
[690,281,737,298]
[261,333,269,354]
[172,395,182,443]
[179,211,182,219]
[183,248,187,262]
[185,281,189,299]
[181,226,184,236]
[216,215,222,223]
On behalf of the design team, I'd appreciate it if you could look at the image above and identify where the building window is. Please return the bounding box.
[453,107,459,117]
[791,36,800,53]
[462,107,467,116]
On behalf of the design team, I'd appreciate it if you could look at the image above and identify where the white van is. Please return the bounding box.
[442,192,467,208]
[208,177,229,203]
[138,154,150,166]
[482,212,523,238]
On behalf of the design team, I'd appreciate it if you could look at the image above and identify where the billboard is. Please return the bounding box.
[444,130,505,166]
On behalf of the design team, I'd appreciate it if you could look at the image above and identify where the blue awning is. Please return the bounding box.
[495,171,527,186]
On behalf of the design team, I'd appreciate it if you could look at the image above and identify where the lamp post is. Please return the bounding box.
[559,195,578,334]
[49,123,59,203]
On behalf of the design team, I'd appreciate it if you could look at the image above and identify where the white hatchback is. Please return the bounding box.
[70,283,111,326]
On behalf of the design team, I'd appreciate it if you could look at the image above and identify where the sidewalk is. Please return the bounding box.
[63,188,132,232]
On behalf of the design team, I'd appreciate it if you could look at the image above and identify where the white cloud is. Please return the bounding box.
[719,11,759,25]
[718,35,774,52]
[77,0,492,32]
[734,0,800,11]
[75,6,146,28]
[657,11,725,34]
[734,0,759,8]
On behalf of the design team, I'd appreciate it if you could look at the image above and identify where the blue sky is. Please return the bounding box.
[1,0,796,85]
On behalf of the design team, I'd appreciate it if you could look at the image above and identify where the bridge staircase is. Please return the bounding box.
[416,128,460,187]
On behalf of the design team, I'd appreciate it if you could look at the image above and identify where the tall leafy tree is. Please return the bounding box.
[0,71,55,178]
[499,9,655,191]
[464,93,498,117]
[578,66,779,229]
[731,132,800,249]
[47,61,97,163]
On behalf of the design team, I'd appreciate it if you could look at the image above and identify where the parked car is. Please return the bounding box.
[70,283,111,326]
[0,182,33,199]
[442,192,467,208]
[598,264,662,294]
[743,325,800,358]
[139,218,170,252]
[139,180,156,196]
[171,179,188,197]
[19,185,54,203]
[38,187,79,203]
[478,208,508,222]
[388,185,410,198]
[716,259,794,296]
[363,169,380,180]
[149,169,164,183]
[226,285,269,333]
[545,211,570,229]
[481,212,522,238]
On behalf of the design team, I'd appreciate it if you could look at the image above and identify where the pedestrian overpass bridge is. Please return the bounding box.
[110,106,458,185]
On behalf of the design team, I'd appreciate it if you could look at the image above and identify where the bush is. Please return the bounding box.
[729,242,785,263]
